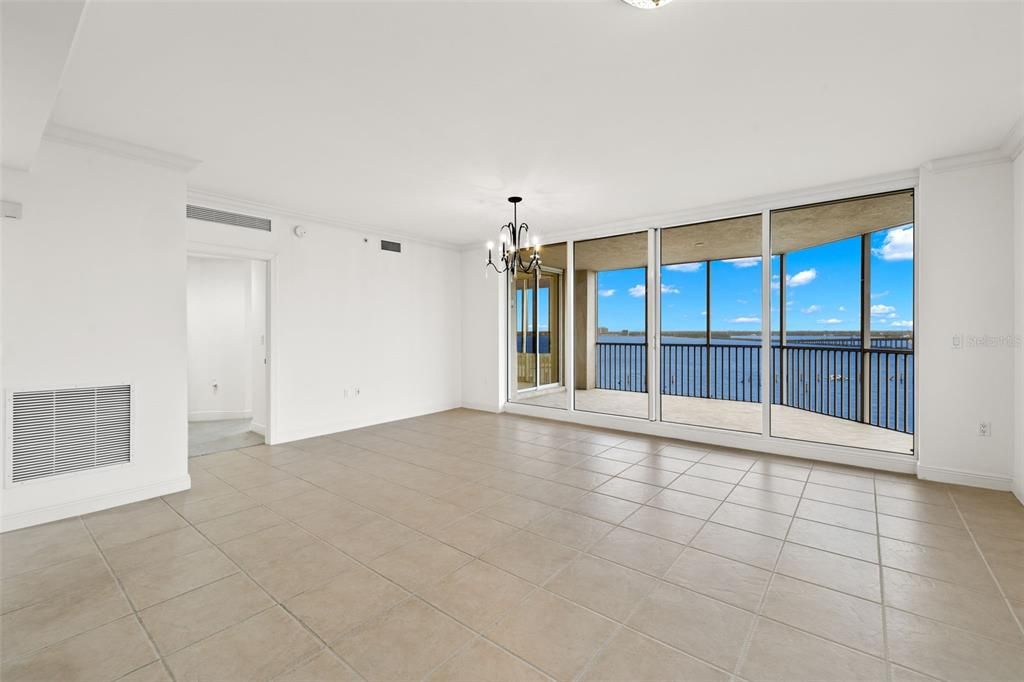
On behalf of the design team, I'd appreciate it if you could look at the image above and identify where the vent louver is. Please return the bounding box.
[381,240,401,253]
[10,385,131,483]
[186,205,271,231]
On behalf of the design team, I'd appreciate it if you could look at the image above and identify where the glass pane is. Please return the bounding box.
[574,232,649,419]
[660,215,763,433]
[514,271,536,391]
[509,243,567,409]
[770,191,914,454]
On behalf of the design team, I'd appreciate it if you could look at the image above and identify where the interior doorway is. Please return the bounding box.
[186,254,269,457]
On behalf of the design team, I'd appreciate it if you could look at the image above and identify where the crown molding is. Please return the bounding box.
[186,187,463,252]
[1001,116,1024,162]
[923,147,1014,174]
[923,120,1024,173]
[43,123,201,172]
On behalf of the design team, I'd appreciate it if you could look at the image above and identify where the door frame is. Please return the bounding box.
[186,244,277,445]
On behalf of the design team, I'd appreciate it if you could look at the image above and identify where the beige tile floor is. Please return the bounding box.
[2,408,1023,682]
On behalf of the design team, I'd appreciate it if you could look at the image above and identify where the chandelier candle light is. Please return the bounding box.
[485,196,542,276]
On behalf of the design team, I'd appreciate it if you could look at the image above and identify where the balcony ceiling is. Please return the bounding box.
[569,190,913,271]
[44,1,1021,246]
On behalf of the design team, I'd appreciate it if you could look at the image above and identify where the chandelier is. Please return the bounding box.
[485,196,541,276]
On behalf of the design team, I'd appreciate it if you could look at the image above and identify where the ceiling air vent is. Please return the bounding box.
[10,385,132,483]
[381,240,401,253]
[187,205,271,231]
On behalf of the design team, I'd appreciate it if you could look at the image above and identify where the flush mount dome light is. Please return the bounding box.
[621,0,674,7]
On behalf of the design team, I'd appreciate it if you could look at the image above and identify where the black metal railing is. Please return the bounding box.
[660,343,761,402]
[596,342,647,392]
[594,341,914,434]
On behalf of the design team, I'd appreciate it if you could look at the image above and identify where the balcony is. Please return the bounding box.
[514,340,914,455]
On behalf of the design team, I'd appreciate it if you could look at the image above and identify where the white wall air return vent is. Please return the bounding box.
[10,385,132,483]
[186,205,271,231]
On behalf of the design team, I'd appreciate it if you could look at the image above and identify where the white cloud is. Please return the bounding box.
[628,284,646,297]
[664,262,702,272]
[730,316,760,324]
[800,304,821,314]
[786,268,817,287]
[890,320,913,328]
[661,283,680,294]
[871,304,895,316]
[873,225,913,261]
[736,298,748,305]
[598,289,616,297]
[817,318,843,325]
[838,305,846,312]
[871,290,889,299]
[723,257,761,268]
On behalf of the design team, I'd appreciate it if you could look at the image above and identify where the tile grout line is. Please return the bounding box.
[209,447,572,680]
[158,488,371,682]
[76,514,177,682]
[876,471,893,682]
[728,465,809,682]
[945,491,1024,640]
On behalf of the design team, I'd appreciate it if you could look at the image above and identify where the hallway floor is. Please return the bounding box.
[2,409,1022,681]
[188,418,264,458]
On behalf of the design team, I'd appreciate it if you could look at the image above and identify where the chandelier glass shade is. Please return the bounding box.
[485,196,541,276]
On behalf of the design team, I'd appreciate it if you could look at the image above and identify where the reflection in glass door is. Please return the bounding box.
[659,216,763,433]
[510,243,567,409]
[513,271,536,391]
[573,232,649,419]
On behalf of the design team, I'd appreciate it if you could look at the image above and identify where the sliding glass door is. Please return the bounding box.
[660,216,763,433]
[770,191,914,454]
[573,232,649,419]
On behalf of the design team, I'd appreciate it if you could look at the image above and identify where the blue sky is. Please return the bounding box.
[595,225,913,335]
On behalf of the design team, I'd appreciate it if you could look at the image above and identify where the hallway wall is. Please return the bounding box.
[186,256,258,422]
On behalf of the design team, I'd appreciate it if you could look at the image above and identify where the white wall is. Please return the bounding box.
[187,202,463,443]
[917,159,1017,489]
[1013,151,1024,503]
[186,256,256,421]
[460,250,506,412]
[1,139,191,531]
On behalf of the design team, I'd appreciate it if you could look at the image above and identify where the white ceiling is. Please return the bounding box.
[43,1,1024,245]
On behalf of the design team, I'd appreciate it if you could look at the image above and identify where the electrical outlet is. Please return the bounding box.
[978,421,991,437]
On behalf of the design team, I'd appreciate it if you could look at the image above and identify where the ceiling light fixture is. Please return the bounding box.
[485,196,541,276]
[621,0,674,8]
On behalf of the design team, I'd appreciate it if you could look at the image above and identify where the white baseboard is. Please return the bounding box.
[188,410,252,422]
[270,401,461,445]
[460,401,503,413]
[251,422,266,436]
[916,464,1012,491]
[1,474,192,533]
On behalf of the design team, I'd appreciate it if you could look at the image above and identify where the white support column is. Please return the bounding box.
[861,234,872,423]
[761,210,772,438]
[649,227,660,422]
[565,240,575,412]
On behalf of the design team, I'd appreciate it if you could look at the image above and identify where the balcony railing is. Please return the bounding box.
[594,341,914,434]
